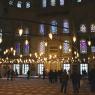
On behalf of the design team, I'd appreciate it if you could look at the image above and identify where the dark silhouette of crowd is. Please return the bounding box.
[88,67,95,92]
[47,69,81,94]
[70,70,81,93]
[1,66,95,94]
[60,69,69,94]
[7,69,17,80]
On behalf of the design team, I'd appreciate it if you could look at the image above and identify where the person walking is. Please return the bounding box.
[88,67,95,92]
[27,70,31,79]
[71,71,80,94]
[60,70,69,94]
[43,68,46,79]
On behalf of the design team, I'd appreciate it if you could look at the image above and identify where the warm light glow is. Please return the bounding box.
[29,53,32,57]
[77,53,79,57]
[73,36,76,42]
[18,28,23,36]
[0,38,2,44]
[54,54,57,58]
[20,54,22,58]
[69,48,71,52]
[4,51,6,55]
[10,47,13,51]
[45,42,47,47]
[59,45,62,50]
[40,52,43,56]
[93,56,95,59]
[49,55,52,59]
[48,33,53,40]
[13,50,16,56]
[44,57,47,61]
[88,40,91,46]
[74,51,77,55]
[6,49,8,53]
[25,39,29,45]
[88,57,90,60]
[35,52,38,58]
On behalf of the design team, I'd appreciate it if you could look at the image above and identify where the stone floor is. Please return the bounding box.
[0,78,94,95]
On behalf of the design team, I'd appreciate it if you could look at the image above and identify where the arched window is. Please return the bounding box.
[50,20,57,34]
[0,29,2,44]
[26,1,31,8]
[39,41,45,54]
[91,24,95,32]
[63,20,69,33]
[39,24,45,35]
[80,39,87,54]
[80,24,86,33]
[42,0,47,7]
[63,40,70,53]
[60,0,64,5]
[17,1,22,8]
[23,42,29,55]
[8,0,14,6]
[91,46,95,53]
[24,28,29,35]
[15,43,20,55]
[51,0,56,6]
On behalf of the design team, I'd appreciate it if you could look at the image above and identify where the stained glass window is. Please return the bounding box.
[0,29,2,44]
[63,40,70,53]
[23,43,29,55]
[80,40,87,54]
[39,41,45,53]
[80,24,86,33]
[91,24,95,32]
[39,24,45,35]
[8,0,14,6]
[15,43,20,55]
[91,46,95,52]
[17,1,22,8]
[60,0,64,5]
[24,28,29,35]
[51,20,57,34]
[63,20,69,33]
[26,1,31,8]
[42,0,47,7]
[51,0,56,6]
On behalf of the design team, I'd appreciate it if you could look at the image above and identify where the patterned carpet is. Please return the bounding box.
[0,78,94,95]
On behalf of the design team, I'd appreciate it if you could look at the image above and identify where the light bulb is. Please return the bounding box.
[88,40,91,46]
[48,33,53,40]
[73,36,76,42]
[18,28,23,36]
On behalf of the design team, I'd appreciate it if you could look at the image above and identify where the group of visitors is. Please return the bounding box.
[60,69,81,94]
[1,66,95,94]
[44,69,80,94]
[46,67,95,94]
[6,69,18,80]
